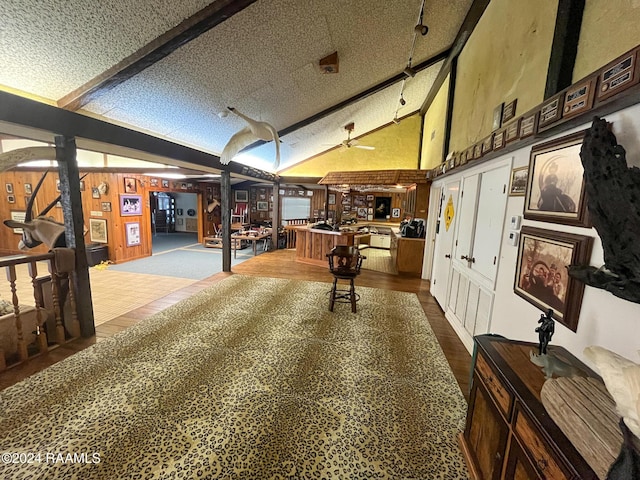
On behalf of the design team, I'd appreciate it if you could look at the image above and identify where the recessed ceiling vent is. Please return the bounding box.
[319,51,339,74]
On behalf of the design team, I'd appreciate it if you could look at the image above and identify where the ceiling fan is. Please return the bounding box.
[328,122,375,151]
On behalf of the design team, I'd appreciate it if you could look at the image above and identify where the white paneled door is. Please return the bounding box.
[430,180,460,309]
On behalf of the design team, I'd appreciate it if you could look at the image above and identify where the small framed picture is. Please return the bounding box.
[162,179,169,188]
[56,179,60,192]
[524,130,589,226]
[514,226,593,332]
[180,182,187,190]
[92,187,100,199]
[366,194,374,201]
[150,178,159,187]
[5,183,13,194]
[124,177,137,193]
[101,202,112,212]
[125,222,141,247]
[328,193,336,205]
[89,218,108,244]
[235,190,249,203]
[24,183,32,195]
[257,201,268,211]
[177,208,184,216]
[120,194,143,216]
[392,208,401,218]
[7,195,15,203]
[79,180,85,192]
[509,166,529,196]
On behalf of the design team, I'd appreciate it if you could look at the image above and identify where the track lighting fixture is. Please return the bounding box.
[414,24,428,36]
[393,116,400,125]
[403,67,416,78]
[399,95,406,106]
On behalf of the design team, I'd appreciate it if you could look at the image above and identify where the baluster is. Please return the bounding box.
[27,261,48,354]
[47,260,66,344]
[6,265,27,361]
[66,272,80,338]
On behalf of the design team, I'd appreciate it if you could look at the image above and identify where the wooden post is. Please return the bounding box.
[221,170,231,272]
[271,181,280,249]
[55,135,95,337]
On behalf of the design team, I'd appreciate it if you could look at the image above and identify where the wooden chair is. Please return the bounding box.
[326,245,366,313]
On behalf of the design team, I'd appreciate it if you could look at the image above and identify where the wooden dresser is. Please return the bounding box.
[459,335,600,479]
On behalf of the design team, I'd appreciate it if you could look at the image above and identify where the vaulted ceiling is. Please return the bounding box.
[1,0,474,173]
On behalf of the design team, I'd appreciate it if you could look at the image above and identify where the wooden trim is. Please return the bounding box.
[0,91,273,181]
[58,0,258,110]
[442,57,458,162]
[457,433,481,480]
[544,0,586,99]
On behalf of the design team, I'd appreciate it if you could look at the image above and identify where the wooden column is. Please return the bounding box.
[545,0,585,99]
[324,185,329,220]
[55,135,95,337]
[271,181,280,249]
[221,170,231,272]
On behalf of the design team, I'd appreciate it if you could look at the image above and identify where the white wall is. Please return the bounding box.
[173,192,198,232]
[430,103,640,367]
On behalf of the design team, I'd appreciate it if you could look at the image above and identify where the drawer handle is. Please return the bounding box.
[537,458,548,471]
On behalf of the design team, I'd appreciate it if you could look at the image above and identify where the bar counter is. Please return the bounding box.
[292,226,357,266]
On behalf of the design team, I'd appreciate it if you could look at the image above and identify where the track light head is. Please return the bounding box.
[399,96,406,106]
[403,67,416,78]
[414,24,429,36]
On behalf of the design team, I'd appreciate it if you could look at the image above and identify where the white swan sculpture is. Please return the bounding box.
[220,107,280,169]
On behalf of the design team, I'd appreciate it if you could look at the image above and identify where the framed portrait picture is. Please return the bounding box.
[257,201,268,211]
[235,190,249,202]
[89,218,108,244]
[514,226,593,332]
[366,194,374,201]
[24,183,32,195]
[150,178,159,187]
[5,183,13,194]
[524,131,590,226]
[7,195,15,204]
[509,166,529,196]
[162,179,169,188]
[124,177,137,193]
[101,202,112,212]
[392,208,401,218]
[176,208,183,216]
[92,187,101,199]
[125,222,141,247]
[120,194,142,216]
[328,193,336,205]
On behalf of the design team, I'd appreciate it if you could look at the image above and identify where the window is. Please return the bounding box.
[281,197,311,225]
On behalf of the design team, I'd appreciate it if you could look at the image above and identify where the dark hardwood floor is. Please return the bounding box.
[0,249,472,400]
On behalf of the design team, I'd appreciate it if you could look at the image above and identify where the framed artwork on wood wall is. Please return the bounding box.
[120,194,142,216]
[125,222,141,247]
[89,218,108,243]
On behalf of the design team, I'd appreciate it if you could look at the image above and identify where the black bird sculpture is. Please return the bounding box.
[567,117,640,303]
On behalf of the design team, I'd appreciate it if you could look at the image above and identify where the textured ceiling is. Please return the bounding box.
[0,0,473,173]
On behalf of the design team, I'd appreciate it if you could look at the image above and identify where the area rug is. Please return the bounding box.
[0,275,468,479]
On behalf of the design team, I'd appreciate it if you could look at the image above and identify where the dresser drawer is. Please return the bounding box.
[475,351,513,419]
[514,408,569,480]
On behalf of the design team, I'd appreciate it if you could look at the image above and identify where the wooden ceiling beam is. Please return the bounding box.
[57,0,258,111]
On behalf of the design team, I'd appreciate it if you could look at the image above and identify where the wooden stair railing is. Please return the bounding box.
[0,251,80,371]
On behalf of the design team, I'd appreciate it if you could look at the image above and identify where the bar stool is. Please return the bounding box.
[326,245,366,313]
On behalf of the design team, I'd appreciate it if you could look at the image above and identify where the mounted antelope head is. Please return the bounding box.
[3,171,67,250]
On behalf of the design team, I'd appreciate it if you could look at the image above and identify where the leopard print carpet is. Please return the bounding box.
[0,275,468,479]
